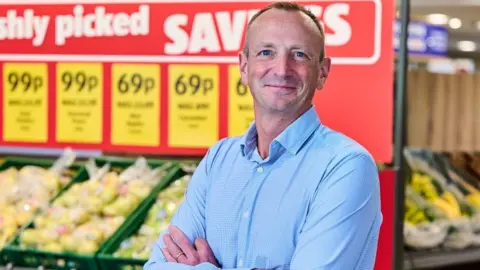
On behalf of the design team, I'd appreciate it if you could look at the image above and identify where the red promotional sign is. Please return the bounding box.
[0,0,394,162]
[0,0,380,62]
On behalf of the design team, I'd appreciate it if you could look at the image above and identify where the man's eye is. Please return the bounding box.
[294,51,306,58]
[259,50,272,56]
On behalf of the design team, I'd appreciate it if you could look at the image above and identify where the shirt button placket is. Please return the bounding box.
[237,217,249,264]
[237,164,265,267]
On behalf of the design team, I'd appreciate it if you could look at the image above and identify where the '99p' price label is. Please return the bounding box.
[3,63,48,143]
[56,63,103,143]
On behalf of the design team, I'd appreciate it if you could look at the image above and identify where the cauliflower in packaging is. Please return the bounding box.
[113,173,191,260]
[0,148,76,249]
[18,157,171,255]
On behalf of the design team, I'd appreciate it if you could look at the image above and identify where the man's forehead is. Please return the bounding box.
[249,8,319,34]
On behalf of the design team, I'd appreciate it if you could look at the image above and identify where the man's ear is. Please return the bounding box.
[316,57,331,90]
[239,52,248,85]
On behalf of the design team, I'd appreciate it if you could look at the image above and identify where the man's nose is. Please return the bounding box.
[272,53,293,77]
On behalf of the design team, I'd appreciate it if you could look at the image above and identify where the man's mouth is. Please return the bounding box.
[264,84,297,90]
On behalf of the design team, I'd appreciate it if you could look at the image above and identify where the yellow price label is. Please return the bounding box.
[56,63,103,143]
[228,65,254,137]
[3,63,48,142]
[111,64,160,146]
[168,64,219,148]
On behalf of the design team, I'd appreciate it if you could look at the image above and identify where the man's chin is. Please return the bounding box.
[264,102,297,114]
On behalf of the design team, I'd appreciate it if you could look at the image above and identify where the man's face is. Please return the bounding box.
[239,9,331,115]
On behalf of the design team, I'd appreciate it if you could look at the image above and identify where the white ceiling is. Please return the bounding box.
[408,0,480,56]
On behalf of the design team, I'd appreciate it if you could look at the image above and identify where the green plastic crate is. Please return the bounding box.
[2,157,177,270]
[96,165,190,270]
[0,157,82,267]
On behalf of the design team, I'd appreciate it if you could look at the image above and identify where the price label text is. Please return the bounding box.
[228,65,254,137]
[3,63,48,142]
[56,63,103,143]
[111,64,160,146]
[168,64,219,148]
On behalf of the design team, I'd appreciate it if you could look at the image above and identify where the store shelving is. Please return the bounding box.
[404,248,480,269]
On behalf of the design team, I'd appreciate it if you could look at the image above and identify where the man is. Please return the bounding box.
[145,2,382,269]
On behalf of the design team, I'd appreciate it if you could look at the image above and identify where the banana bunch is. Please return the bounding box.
[434,192,462,219]
[444,164,480,211]
[405,197,428,225]
[405,185,439,224]
[410,172,462,219]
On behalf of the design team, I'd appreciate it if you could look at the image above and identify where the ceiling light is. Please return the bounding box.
[426,13,449,25]
[457,40,476,52]
[449,18,462,29]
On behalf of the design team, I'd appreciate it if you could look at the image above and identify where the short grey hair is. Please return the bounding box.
[242,2,326,62]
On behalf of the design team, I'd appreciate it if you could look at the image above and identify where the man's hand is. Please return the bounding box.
[161,225,220,267]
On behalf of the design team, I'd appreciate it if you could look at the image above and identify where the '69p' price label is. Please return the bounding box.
[168,64,219,148]
[228,65,254,137]
[111,64,160,146]
[3,63,48,143]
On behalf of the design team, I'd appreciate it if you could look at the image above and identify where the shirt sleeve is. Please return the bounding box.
[146,261,254,270]
[143,141,211,269]
[144,139,255,270]
[289,152,383,270]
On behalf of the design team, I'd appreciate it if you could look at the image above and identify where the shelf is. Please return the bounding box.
[404,248,480,269]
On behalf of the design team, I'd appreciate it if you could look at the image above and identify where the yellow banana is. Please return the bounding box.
[417,175,440,201]
[467,194,480,208]
[432,198,460,218]
[405,208,418,221]
[411,173,423,192]
[442,191,461,214]
[410,211,427,224]
[420,174,433,184]
[424,183,439,201]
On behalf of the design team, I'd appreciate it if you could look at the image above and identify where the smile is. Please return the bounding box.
[264,84,297,90]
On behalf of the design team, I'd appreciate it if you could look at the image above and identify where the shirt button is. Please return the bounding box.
[243,211,249,218]
[256,167,263,173]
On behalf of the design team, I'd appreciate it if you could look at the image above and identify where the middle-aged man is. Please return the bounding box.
[145,2,382,269]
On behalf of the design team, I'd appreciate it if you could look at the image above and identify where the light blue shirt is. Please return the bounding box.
[145,106,382,270]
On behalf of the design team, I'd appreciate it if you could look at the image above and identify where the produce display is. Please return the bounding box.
[3,147,479,269]
[17,158,172,255]
[0,149,77,249]
[113,169,194,260]
[403,149,480,250]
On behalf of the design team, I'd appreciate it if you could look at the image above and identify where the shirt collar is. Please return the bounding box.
[240,121,258,157]
[240,106,321,157]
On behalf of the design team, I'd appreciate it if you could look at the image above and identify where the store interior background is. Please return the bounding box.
[405,0,480,70]
[400,0,480,270]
